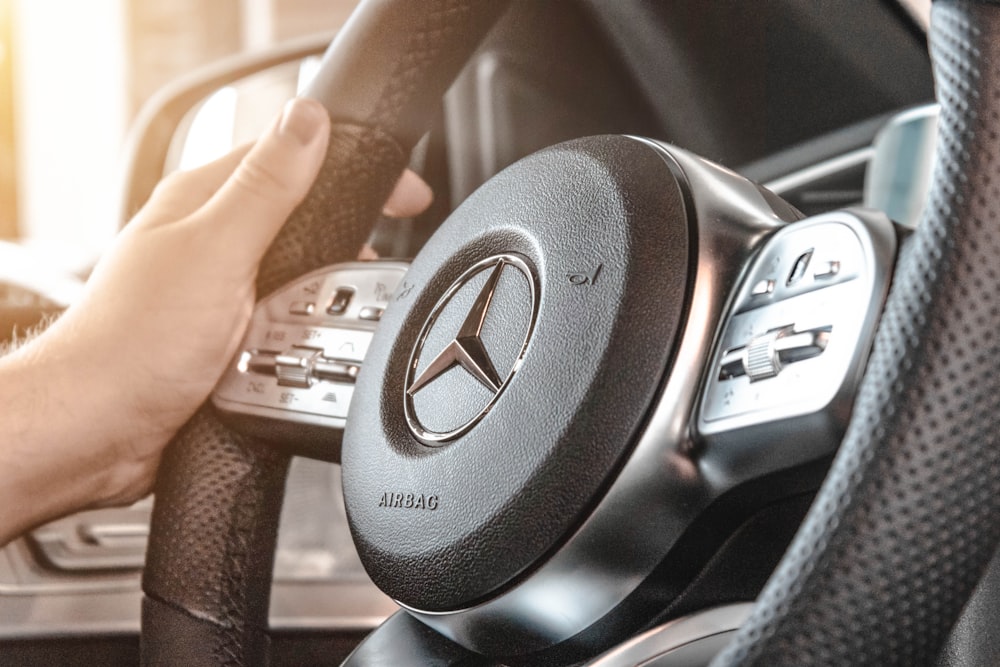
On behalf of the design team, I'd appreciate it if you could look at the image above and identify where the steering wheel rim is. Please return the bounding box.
[714,1,1000,663]
[141,0,1000,665]
[140,1,510,664]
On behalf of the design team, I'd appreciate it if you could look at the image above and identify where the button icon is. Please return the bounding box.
[327,288,355,315]
[751,279,775,297]
[566,264,602,286]
[787,250,814,285]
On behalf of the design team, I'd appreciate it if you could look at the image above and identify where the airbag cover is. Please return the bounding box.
[343,135,690,611]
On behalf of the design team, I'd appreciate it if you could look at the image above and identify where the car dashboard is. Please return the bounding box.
[0,1,938,664]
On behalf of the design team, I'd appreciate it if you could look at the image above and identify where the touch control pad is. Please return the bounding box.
[699,210,895,439]
[212,261,408,456]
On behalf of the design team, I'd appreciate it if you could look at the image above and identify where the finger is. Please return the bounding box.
[358,244,379,260]
[138,143,254,225]
[382,168,433,218]
[194,97,331,260]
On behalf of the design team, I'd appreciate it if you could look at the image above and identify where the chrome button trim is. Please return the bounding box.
[212,262,408,432]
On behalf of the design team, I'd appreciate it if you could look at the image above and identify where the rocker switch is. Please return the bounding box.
[327,288,355,315]
[787,250,813,285]
[275,347,323,388]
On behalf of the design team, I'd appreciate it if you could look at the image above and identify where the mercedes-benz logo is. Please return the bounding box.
[404,254,539,445]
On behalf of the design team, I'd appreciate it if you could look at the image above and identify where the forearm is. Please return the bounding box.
[0,99,423,546]
[0,334,151,545]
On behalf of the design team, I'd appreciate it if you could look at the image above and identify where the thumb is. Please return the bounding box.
[195,97,331,260]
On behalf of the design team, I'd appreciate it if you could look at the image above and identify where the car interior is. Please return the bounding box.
[4,0,1000,665]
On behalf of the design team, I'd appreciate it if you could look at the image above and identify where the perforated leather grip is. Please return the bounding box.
[256,124,407,296]
[714,2,1000,664]
[141,124,405,666]
[141,1,511,664]
[306,0,514,150]
[142,407,288,665]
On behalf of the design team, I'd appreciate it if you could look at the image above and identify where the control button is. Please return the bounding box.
[359,306,384,322]
[814,260,841,280]
[245,350,278,375]
[787,249,814,285]
[744,328,788,381]
[320,329,373,363]
[212,261,412,439]
[314,360,360,383]
[29,500,153,572]
[719,325,831,382]
[718,348,745,380]
[327,288,355,315]
[275,346,323,388]
[296,383,354,419]
[751,279,775,297]
[289,301,315,316]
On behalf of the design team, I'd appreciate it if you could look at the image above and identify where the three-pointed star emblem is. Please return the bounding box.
[407,260,506,396]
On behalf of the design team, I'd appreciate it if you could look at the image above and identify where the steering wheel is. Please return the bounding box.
[139,0,1000,665]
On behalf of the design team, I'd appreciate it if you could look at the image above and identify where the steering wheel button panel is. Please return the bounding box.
[700,211,895,438]
[212,262,408,458]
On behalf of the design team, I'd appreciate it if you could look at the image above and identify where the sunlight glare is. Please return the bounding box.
[12,0,127,259]
[177,87,238,172]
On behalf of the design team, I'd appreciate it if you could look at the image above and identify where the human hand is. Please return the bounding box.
[0,97,431,543]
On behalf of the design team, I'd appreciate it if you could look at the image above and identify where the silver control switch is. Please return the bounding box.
[699,210,895,434]
[719,325,831,382]
[213,262,409,436]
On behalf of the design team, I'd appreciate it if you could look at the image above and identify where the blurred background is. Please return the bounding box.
[0,0,358,269]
